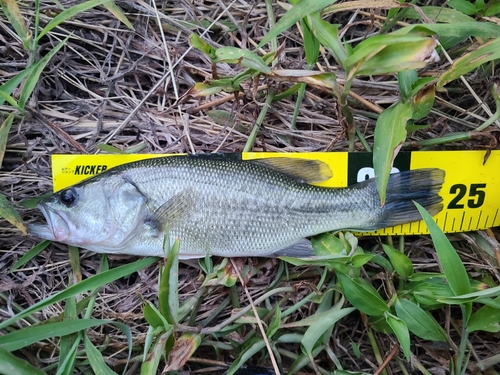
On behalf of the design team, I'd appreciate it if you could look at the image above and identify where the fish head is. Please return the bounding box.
[29,177,149,252]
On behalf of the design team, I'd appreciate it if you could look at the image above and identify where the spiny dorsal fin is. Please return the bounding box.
[251,158,333,183]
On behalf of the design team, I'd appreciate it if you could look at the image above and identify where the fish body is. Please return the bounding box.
[28,156,444,258]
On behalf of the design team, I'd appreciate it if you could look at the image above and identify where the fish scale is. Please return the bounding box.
[28,156,444,258]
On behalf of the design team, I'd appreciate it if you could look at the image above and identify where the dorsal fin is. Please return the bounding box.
[250,158,333,183]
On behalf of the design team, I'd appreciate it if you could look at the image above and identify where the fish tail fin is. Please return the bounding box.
[375,168,444,229]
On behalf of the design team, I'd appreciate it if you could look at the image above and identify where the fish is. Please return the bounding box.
[28,155,444,259]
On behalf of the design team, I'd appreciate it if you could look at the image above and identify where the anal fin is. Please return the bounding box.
[272,239,315,258]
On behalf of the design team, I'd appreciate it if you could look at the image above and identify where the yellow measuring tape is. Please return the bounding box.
[51,151,500,236]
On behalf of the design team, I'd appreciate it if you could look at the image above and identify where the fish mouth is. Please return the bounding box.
[28,203,70,242]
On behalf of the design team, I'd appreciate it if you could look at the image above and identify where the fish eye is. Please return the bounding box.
[59,188,78,207]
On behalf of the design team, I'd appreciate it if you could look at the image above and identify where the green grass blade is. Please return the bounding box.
[84,333,119,375]
[0,0,32,50]
[102,1,134,30]
[58,294,78,375]
[0,65,33,107]
[10,240,50,272]
[373,101,411,204]
[0,192,27,234]
[258,0,339,48]
[0,319,110,352]
[227,338,267,375]
[0,114,14,167]
[18,36,69,109]
[301,306,355,360]
[0,347,47,375]
[36,0,112,41]
[0,257,157,330]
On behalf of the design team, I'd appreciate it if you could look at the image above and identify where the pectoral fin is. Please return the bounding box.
[251,158,332,183]
[145,188,195,234]
[272,239,315,258]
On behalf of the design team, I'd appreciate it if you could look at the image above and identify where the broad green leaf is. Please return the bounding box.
[354,38,437,77]
[214,47,271,74]
[0,193,27,234]
[409,76,436,97]
[437,38,500,90]
[312,232,346,255]
[301,306,355,359]
[447,0,478,15]
[411,280,454,308]
[143,301,170,329]
[373,101,411,204]
[189,33,216,59]
[395,298,447,341]
[467,297,500,333]
[484,3,500,16]
[344,33,434,76]
[0,319,110,352]
[394,22,500,40]
[84,334,118,375]
[350,253,374,268]
[0,0,32,50]
[404,6,475,23]
[0,347,47,375]
[18,37,70,109]
[337,273,388,316]
[415,203,471,298]
[384,312,411,360]
[382,244,413,279]
[37,0,113,40]
[370,254,394,273]
[301,19,320,67]
[306,14,346,67]
[0,114,14,168]
[0,257,157,330]
[258,0,338,48]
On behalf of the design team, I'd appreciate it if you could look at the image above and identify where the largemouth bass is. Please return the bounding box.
[28,156,444,258]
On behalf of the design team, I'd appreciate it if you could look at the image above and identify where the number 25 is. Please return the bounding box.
[447,183,486,209]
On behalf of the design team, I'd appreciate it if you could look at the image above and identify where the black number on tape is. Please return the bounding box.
[448,183,486,209]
